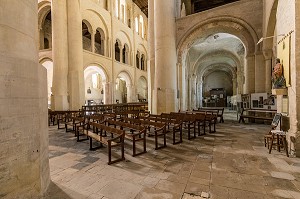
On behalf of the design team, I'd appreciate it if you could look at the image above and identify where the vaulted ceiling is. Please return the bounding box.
[133,0,148,16]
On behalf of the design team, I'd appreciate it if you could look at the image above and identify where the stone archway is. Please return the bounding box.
[115,71,133,103]
[177,17,258,110]
[137,76,148,102]
[40,59,54,108]
[84,65,108,105]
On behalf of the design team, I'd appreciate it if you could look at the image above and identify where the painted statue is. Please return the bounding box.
[272,58,286,89]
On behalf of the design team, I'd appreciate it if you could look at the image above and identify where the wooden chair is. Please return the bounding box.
[264,113,281,149]
[269,115,289,157]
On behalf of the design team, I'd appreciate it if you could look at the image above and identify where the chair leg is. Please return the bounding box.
[269,134,274,154]
[282,136,289,157]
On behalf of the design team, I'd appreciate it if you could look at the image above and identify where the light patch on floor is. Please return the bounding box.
[270,171,296,180]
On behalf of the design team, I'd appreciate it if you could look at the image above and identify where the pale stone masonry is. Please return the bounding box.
[0,0,49,198]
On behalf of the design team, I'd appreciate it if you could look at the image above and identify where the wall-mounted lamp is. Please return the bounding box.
[256,34,285,45]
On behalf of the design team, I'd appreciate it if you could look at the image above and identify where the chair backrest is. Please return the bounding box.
[281,115,290,131]
[271,113,281,128]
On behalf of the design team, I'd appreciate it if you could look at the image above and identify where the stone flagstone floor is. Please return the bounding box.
[44,119,300,199]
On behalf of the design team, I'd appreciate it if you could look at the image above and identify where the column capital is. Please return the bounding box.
[262,49,273,60]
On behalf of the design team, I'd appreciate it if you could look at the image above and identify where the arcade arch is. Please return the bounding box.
[40,59,53,108]
[84,65,108,105]
[115,71,133,103]
[177,17,257,109]
[137,76,148,102]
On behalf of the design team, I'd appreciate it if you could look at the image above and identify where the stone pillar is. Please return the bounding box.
[91,31,96,53]
[104,82,112,104]
[232,76,237,95]
[67,0,85,110]
[244,54,255,94]
[148,0,155,113]
[255,52,265,93]
[52,0,69,110]
[153,0,177,114]
[126,84,134,102]
[119,44,123,63]
[198,80,203,108]
[187,76,191,110]
[191,75,197,109]
[101,38,105,55]
[263,49,273,92]
[0,0,50,198]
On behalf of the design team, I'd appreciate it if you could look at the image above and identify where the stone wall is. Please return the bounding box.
[0,0,50,198]
[276,0,298,156]
[203,72,233,97]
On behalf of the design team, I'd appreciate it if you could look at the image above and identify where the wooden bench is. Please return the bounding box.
[239,108,276,123]
[171,113,197,140]
[161,113,183,144]
[197,107,224,123]
[82,122,125,165]
[191,110,217,133]
[107,119,147,156]
[57,111,82,129]
[65,116,85,133]
[121,117,167,150]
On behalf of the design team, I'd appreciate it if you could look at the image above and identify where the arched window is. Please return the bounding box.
[115,41,120,62]
[139,15,144,38]
[95,28,105,55]
[82,21,92,51]
[120,0,126,22]
[135,17,139,33]
[44,38,49,49]
[136,51,140,69]
[115,0,119,18]
[122,44,129,64]
[40,11,52,50]
[141,54,145,70]
[127,6,131,27]
[92,73,102,89]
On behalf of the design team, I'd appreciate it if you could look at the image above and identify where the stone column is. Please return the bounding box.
[148,0,155,113]
[198,80,203,108]
[104,82,112,104]
[187,75,193,110]
[101,38,105,55]
[244,54,255,94]
[67,0,85,110]
[255,52,265,93]
[119,43,123,63]
[232,76,237,95]
[0,0,50,197]
[153,0,177,114]
[263,49,273,92]
[91,31,96,53]
[52,0,69,110]
[191,75,197,109]
[126,84,134,102]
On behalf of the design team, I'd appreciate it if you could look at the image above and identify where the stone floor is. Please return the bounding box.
[44,115,300,199]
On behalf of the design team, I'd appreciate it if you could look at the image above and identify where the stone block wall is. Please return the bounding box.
[0,0,50,198]
[276,0,298,156]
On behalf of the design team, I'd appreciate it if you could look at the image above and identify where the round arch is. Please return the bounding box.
[115,70,133,103]
[192,50,241,75]
[40,58,53,108]
[137,76,148,102]
[86,9,110,37]
[263,0,278,52]
[177,16,258,61]
[38,1,51,30]
[84,65,109,105]
[116,31,133,53]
